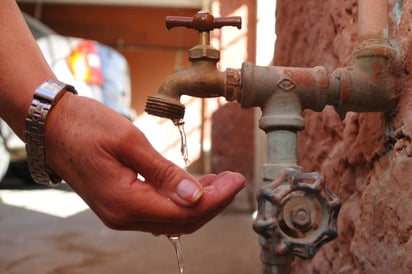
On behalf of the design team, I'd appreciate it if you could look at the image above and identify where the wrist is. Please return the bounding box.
[0,76,57,140]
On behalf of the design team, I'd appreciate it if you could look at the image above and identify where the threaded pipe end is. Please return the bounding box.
[144,96,185,121]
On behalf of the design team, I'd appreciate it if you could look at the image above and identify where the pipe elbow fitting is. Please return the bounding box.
[331,40,398,117]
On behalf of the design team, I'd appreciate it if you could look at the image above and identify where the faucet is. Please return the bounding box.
[145,10,241,124]
[145,2,398,273]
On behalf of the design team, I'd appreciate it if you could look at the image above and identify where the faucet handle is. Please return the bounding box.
[166,10,242,32]
[253,169,342,259]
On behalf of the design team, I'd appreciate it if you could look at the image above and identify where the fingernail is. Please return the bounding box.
[177,179,203,202]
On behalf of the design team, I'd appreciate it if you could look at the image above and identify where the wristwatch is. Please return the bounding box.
[25,79,77,187]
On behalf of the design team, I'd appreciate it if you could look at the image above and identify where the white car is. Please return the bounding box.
[0,13,135,182]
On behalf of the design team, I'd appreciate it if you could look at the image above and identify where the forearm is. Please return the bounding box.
[0,0,55,139]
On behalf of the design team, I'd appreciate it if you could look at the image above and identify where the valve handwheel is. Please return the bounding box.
[253,169,342,259]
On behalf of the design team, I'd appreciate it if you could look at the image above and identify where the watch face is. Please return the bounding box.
[35,80,66,102]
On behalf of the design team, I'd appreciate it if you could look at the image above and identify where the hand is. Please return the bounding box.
[44,94,246,235]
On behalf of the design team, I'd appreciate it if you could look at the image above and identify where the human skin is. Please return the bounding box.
[0,1,246,235]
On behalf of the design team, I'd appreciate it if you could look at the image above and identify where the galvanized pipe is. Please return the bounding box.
[240,62,334,112]
[358,0,388,41]
[263,130,300,175]
[259,128,300,274]
[332,0,396,117]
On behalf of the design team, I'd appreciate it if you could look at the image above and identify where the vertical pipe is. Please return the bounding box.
[266,130,298,164]
[358,0,388,41]
[264,130,300,178]
[260,129,299,274]
[334,0,395,116]
[241,63,305,273]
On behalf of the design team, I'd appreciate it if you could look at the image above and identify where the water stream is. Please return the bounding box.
[175,119,191,168]
[168,235,184,274]
[167,118,190,274]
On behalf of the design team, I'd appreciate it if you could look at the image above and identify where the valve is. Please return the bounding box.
[165,11,241,61]
[253,168,342,259]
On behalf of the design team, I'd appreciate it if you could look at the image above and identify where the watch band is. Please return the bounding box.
[25,79,77,187]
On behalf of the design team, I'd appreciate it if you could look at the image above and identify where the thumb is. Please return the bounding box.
[144,160,204,207]
[121,131,203,206]
[169,176,204,206]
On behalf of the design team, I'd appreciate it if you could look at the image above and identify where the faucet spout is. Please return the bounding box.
[145,60,228,122]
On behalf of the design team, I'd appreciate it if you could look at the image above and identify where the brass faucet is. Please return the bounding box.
[144,11,242,124]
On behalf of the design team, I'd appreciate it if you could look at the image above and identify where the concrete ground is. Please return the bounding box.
[0,175,261,274]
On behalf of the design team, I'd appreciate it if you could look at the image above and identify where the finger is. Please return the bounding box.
[97,172,245,234]
[199,171,246,207]
[163,172,246,225]
[103,183,235,235]
[132,201,233,235]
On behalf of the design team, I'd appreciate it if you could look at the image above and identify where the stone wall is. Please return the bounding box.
[274,0,411,273]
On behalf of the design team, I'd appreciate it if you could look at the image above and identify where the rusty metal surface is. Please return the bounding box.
[253,169,342,259]
[145,1,399,272]
[333,39,397,116]
[239,62,332,112]
[358,0,389,41]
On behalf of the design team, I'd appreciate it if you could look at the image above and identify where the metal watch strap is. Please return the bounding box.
[25,79,77,187]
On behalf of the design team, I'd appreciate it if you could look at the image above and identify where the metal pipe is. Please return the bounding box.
[358,0,388,41]
[240,1,396,273]
[240,62,335,112]
[243,63,305,273]
[332,0,397,117]
[145,2,398,272]
[259,128,300,274]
